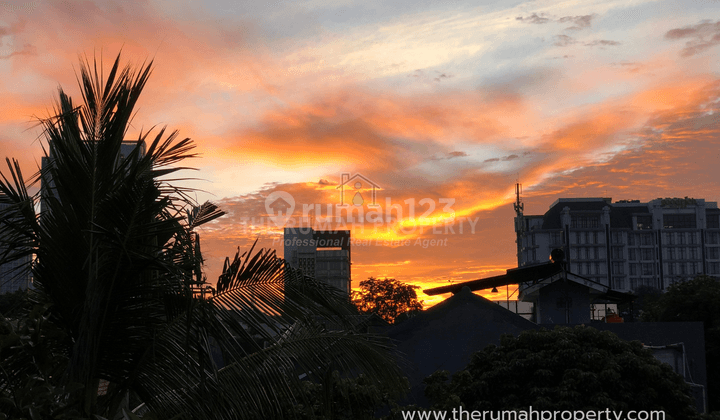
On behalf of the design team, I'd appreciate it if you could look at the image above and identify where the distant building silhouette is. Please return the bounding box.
[283,228,351,294]
[514,196,720,291]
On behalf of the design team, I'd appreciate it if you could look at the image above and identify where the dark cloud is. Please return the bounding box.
[516,13,551,24]
[584,40,621,47]
[433,72,453,82]
[318,179,331,185]
[0,43,36,59]
[430,151,468,161]
[503,154,519,161]
[553,34,576,47]
[447,151,467,158]
[550,55,574,59]
[665,20,720,57]
[483,157,500,163]
[558,14,594,30]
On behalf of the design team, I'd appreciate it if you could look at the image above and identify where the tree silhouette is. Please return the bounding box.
[0,53,405,419]
[421,326,699,420]
[352,277,423,323]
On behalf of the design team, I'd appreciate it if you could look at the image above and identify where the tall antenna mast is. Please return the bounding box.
[514,182,525,266]
[514,182,524,217]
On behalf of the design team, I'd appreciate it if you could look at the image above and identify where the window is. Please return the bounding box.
[594,262,601,275]
[614,277,626,290]
[667,263,675,276]
[707,232,719,245]
[593,232,599,244]
[628,234,636,246]
[667,247,676,260]
[709,262,720,275]
[641,234,653,246]
[708,247,720,260]
[551,231,564,245]
[689,233,697,244]
[636,215,653,230]
[642,263,654,276]
[629,263,638,276]
[612,262,624,275]
[629,248,638,261]
[641,248,654,261]
[612,246,624,259]
[611,231,623,244]
[707,214,720,229]
[663,214,696,229]
[665,232,674,245]
[572,215,600,228]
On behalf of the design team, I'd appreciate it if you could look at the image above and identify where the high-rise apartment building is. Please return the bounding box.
[514,195,720,291]
[283,228,351,294]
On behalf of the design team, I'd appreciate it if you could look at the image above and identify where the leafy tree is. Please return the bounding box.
[0,53,405,419]
[352,277,423,323]
[421,326,699,420]
[642,275,720,412]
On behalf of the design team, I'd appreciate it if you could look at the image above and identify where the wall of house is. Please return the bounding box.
[535,280,592,324]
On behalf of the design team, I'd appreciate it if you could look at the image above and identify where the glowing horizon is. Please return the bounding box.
[0,0,719,309]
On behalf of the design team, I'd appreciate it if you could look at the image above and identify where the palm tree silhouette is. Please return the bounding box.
[0,53,404,419]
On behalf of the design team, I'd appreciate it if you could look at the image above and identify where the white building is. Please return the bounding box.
[283,228,351,294]
[515,196,720,292]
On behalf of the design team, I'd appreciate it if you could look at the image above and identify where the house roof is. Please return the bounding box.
[424,261,635,303]
[423,262,563,295]
[388,286,538,406]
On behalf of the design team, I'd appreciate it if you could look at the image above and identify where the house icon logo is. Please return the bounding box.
[265,191,295,226]
[336,173,380,207]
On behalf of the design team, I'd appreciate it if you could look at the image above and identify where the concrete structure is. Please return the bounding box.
[0,194,32,294]
[515,195,720,292]
[283,228,351,294]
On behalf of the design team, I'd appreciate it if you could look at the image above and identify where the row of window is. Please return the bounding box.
[566,214,720,230]
[666,262,702,276]
[613,277,658,290]
[564,245,717,261]
[570,247,605,260]
[570,262,604,276]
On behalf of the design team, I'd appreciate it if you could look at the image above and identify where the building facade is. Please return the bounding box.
[283,228,351,294]
[515,196,720,292]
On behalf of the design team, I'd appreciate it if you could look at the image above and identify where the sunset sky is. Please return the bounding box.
[1,0,719,306]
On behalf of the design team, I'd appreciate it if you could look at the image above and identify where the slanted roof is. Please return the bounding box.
[388,286,538,406]
[423,262,562,296]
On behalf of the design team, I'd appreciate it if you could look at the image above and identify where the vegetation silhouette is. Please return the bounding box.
[0,52,405,419]
[352,277,423,323]
[412,326,699,420]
